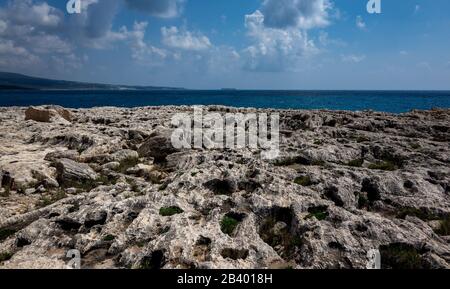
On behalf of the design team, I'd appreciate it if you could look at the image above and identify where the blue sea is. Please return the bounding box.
[1,90,450,113]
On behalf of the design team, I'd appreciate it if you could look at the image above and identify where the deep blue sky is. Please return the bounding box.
[0,0,449,89]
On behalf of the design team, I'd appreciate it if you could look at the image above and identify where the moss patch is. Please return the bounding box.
[0,252,13,262]
[220,216,240,236]
[159,206,184,217]
[37,190,67,208]
[294,176,312,187]
[347,158,364,167]
[102,235,116,242]
[396,207,440,221]
[368,161,397,171]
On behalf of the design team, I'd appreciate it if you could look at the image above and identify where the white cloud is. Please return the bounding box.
[126,22,168,64]
[240,1,331,72]
[2,0,62,28]
[260,0,331,29]
[0,0,76,73]
[0,39,40,69]
[243,10,318,72]
[356,15,366,30]
[414,5,420,14]
[161,26,212,51]
[341,54,366,63]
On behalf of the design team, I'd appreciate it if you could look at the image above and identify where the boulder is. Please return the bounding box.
[44,150,80,163]
[111,149,139,164]
[137,127,178,162]
[25,106,72,123]
[53,158,98,187]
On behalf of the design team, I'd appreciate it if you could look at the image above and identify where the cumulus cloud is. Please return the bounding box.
[124,22,168,64]
[242,9,319,72]
[161,26,211,51]
[260,0,331,29]
[239,0,332,72]
[123,0,185,18]
[2,0,62,28]
[0,0,77,73]
[0,39,40,69]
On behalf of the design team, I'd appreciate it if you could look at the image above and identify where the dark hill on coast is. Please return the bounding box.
[0,72,183,91]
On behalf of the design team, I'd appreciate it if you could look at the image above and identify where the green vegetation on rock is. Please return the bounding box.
[159,206,184,217]
[220,216,240,235]
[294,176,312,187]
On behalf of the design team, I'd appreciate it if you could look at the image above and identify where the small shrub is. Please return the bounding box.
[410,143,421,150]
[102,235,115,242]
[311,160,326,166]
[358,194,368,209]
[129,181,140,193]
[0,228,17,242]
[305,206,329,221]
[159,206,184,217]
[136,240,147,248]
[0,252,13,262]
[97,174,118,186]
[356,136,370,143]
[380,243,427,269]
[435,216,450,236]
[294,176,312,187]
[37,190,67,208]
[368,161,396,171]
[396,207,440,221]
[313,139,323,145]
[220,216,240,236]
[347,158,364,167]
[158,182,169,191]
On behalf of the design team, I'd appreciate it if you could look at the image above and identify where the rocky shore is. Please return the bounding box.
[0,105,449,269]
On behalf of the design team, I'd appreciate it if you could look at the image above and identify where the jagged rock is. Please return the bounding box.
[102,162,121,171]
[111,149,138,163]
[44,150,80,163]
[137,127,178,162]
[53,158,98,187]
[25,106,71,123]
[1,106,449,269]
